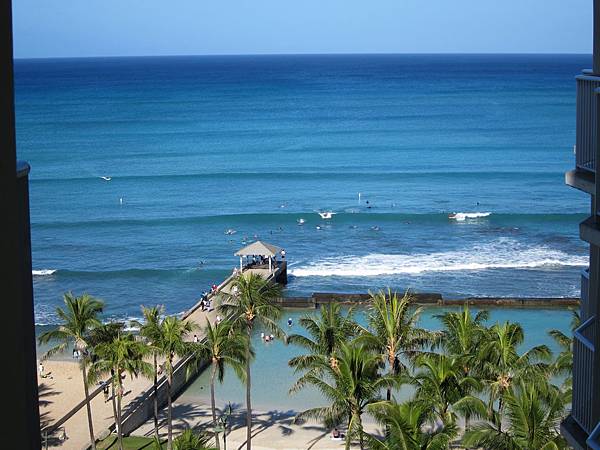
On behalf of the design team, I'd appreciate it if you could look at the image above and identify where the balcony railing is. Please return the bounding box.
[582,268,591,319]
[572,315,598,434]
[588,421,600,450]
[575,71,600,172]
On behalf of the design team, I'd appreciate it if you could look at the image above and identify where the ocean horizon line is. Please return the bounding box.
[14,51,592,62]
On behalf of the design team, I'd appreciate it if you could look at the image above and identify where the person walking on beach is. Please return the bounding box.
[38,361,52,379]
[103,383,110,402]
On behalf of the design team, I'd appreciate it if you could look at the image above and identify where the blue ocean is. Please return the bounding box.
[14,54,590,324]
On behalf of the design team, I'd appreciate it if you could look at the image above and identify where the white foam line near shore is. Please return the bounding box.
[290,239,587,277]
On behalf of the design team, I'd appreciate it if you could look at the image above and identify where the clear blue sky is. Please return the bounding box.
[13,0,593,58]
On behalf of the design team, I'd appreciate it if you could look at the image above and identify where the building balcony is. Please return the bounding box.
[589,422,600,449]
[564,315,599,449]
[566,70,600,195]
[572,316,599,435]
[582,268,592,319]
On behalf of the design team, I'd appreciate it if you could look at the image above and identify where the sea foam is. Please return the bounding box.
[289,239,587,277]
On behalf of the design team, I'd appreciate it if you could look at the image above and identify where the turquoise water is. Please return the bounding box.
[15,54,590,324]
[180,306,573,412]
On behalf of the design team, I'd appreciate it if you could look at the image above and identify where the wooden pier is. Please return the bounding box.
[118,241,288,436]
[184,240,287,323]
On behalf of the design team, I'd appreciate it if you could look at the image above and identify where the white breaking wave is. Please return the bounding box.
[449,212,491,221]
[32,269,57,276]
[289,240,587,278]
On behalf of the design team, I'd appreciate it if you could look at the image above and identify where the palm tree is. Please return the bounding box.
[548,309,580,391]
[218,272,282,450]
[288,303,359,380]
[38,292,103,450]
[132,305,165,441]
[195,319,248,449]
[462,380,568,450]
[153,315,196,450]
[358,289,433,401]
[412,353,479,426]
[478,321,552,430]
[366,400,458,450]
[88,330,153,450]
[294,341,395,450]
[436,305,488,367]
[173,428,216,450]
[436,305,488,429]
[87,321,126,428]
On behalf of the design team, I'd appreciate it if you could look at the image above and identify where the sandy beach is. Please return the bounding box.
[38,359,155,449]
[134,398,381,450]
[38,298,219,449]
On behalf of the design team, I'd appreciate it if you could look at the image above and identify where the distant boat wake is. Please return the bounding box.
[289,239,587,277]
[448,212,491,221]
[32,269,57,276]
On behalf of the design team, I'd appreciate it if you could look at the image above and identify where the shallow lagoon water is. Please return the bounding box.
[180,305,573,412]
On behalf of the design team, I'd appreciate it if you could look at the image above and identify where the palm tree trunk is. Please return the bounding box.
[497,397,503,433]
[110,370,118,428]
[167,371,173,450]
[386,357,394,402]
[245,326,252,450]
[81,361,97,450]
[357,413,364,450]
[153,352,159,441]
[117,381,123,450]
[211,363,220,449]
[111,379,118,426]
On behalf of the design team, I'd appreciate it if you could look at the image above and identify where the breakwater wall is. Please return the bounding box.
[119,355,208,436]
[275,292,579,308]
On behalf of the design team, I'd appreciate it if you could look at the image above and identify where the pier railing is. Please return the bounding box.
[576,72,600,172]
[572,315,598,434]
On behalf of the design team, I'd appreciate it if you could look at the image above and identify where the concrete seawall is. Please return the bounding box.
[275,292,579,308]
[120,355,208,436]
